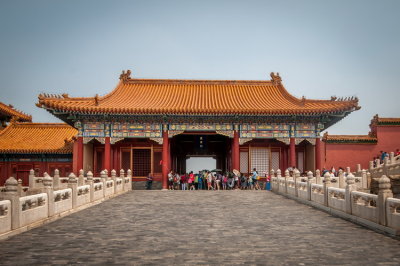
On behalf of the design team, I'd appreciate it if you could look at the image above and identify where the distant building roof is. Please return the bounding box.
[0,122,77,154]
[0,102,32,122]
[323,133,377,144]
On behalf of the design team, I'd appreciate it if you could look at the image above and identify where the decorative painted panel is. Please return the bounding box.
[169,123,233,131]
[82,122,106,137]
[240,124,290,139]
[295,131,316,138]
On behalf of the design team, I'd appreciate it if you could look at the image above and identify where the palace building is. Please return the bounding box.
[35,70,360,188]
[0,103,76,185]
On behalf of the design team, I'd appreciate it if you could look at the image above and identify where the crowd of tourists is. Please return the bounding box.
[146,168,270,190]
[372,149,400,167]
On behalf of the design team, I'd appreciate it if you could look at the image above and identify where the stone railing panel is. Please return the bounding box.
[287,180,296,196]
[53,188,72,215]
[115,178,123,193]
[328,187,346,212]
[351,191,378,223]
[0,200,11,234]
[76,185,91,207]
[386,198,400,230]
[93,183,104,201]
[297,181,308,200]
[104,180,114,197]
[311,184,324,205]
[19,193,48,227]
[329,177,340,188]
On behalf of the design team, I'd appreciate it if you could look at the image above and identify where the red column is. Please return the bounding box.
[104,137,111,172]
[315,137,321,171]
[72,138,79,174]
[232,130,240,171]
[290,137,296,168]
[74,137,84,174]
[162,130,169,189]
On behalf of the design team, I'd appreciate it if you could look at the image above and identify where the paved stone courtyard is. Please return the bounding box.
[0,190,399,265]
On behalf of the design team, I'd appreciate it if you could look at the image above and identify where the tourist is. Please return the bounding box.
[215,173,221,190]
[146,172,153,190]
[198,172,203,190]
[247,175,253,190]
[207,171,213,190]
[396,149,400,156]
[181,173,187,190]
[168,170,174,190]
[227,175,235,189]
[194,173,199,190]
[173,173,180,190]
[222,174,227,190]
[188,171,194,190]
[234,173,239,189]
[240,175,247,189]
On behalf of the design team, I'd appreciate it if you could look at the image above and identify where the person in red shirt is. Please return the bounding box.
[181,174,187,190]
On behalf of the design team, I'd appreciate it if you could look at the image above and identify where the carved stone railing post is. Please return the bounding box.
[323,172,331,206]
[361,169,367,190]
[100,170,107,197]
[356,164,362,175]
[338,169,345,188]
[29,169,35,189]
[78,169,85,186]
[389,152,395,164]
[346,167,351,176]
[276,169,281,193]
[367,172,372,189]
[383,157,389,176]
[294,169,300,197]
[68,173,78,208]
[315,169,321,184]
[17,179,23,196]
[43,172,54,216]
[270,169,275,192]
[120,169,125,191]
[53,169,60,189]
[369,161,374,172]
[86,171,94,202]
[111,169,117,194]
[345,173,355,214]
[284,169,289,194]
[127,169,132,190]
[3,177,20,229]
[307,171,313,201]
[377,175,393,226]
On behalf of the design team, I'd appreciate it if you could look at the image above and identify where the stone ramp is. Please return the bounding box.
[0,191,399,265]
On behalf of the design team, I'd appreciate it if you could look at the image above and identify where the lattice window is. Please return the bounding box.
[121,150,130,172]
[250,148,269,176]
[271,151,280,172]
[297,151,304,173]
[133,149,151,177]
[240,151,249,174]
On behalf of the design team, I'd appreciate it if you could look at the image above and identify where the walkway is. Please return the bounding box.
[1,191,399,265]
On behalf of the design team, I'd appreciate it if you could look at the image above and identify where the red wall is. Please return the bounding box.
[323,125,400,171]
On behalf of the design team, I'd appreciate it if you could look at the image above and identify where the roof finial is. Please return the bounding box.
[270,72,282,85]
[119,69,132,82]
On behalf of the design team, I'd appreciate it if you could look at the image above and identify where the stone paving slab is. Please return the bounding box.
[0,190,399,265]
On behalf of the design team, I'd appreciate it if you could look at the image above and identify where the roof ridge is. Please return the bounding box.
[0,101,32,121]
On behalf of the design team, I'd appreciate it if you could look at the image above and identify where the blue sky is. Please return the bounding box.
[0,0,399,134]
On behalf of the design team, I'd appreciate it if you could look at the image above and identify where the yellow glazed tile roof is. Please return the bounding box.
[0,102,32,122]
[0,122,77,154]
[37,72,360,116]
